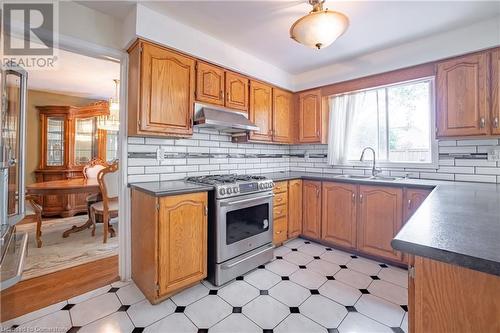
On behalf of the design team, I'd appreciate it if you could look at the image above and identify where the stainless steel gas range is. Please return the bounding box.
[186,174,275,286]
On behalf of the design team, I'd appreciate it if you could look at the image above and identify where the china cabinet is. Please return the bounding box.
[35,101,118,217]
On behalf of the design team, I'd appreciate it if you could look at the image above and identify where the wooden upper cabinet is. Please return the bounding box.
[196,62,224,106]
[404,188,431,222]
[298,89,323,143]
[357,185,403,262]
[128,40,195,137]
[321,182,357,249]
[302,180,322,240]
[491,49,500,135]
[225,71,249,112]
[249,80,273,141]
[158,192,207,297]
[273,88,293,143]
[288,179,303,238]
[437,52,490,137]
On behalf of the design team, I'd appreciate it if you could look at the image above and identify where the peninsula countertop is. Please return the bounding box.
[129,171,500,276]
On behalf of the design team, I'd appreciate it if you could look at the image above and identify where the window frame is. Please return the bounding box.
[330,76,438,169]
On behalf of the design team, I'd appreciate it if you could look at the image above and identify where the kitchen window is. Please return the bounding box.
[327,77,437,167]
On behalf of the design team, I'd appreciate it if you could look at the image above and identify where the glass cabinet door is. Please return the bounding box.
[105,131,118,162]
[46,117,65,166]
[74,118,97,165]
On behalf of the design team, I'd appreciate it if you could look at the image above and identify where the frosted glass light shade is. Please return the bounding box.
[290,10,349,49]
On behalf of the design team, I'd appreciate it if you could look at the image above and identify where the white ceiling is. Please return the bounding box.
[78,1,500,74]
[27,46,121,99]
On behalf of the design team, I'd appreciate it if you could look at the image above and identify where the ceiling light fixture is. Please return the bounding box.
[97,79,120,132]
[290,0,349,50]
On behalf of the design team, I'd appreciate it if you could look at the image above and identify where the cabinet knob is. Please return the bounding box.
[227,92,230,100]
[359,194,363,203]
[352,193,356,203]
[494,117,499,129]
[316,130,320,137]
[480,117,486,128]
[407,199,412,209]
[316,188,320,197]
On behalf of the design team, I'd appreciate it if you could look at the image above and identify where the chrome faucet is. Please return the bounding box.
[359,147,381,177]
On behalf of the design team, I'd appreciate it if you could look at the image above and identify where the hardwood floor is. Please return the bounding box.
[0,255,119,322]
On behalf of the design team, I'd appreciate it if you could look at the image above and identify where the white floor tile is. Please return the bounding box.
[338,312,393,333]
[68,285,111,304]
[298,243,327,257]
[70,293,121,326]
[347,258,382,276]
[378,267,408,288]
[242,295,290,329]
[283,238,307,249]
[266,259,299,276]
[244,268,281,290]
[111,280,132,288]
[300,295,348,328]
[210,313,261,333]
[171,283,209,306]
[16,310,71,332]
[368,280,408,305]
[79,311,134,333]
[144,313,197,333]
[184,295,232,328]
[274,246,292,257]
[274,314,326,333]
[0,300,67,328]
[355,294,405,327]
[306,259,341,276]
[320,250,352,265]
[201,279,224,290]
[218,281,260,307]
[401,312,408,332]
[335,268,373,289]
[116,283,145,305]
[290,269,327,289]
[127,298,176,327]
[283,251,314,266]
[269,281,310,306]
[319,280,362,306]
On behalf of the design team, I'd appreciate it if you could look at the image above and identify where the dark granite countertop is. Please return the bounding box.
[129,171,500,276]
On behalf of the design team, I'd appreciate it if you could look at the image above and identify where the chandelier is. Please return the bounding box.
[98,79,120,131]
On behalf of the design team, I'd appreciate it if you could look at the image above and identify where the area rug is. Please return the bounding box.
[16,215,119,280]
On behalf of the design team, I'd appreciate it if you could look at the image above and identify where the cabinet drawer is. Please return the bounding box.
[273,181,288,194]
[273,192,288,206]
[273,204,287,219]
[273,217,288,245]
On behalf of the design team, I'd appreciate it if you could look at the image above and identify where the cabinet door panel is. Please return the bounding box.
[158,192,207,296]
[302,180,321,240]
[225,71,249,112]
[299,90,322,143]
[141,43,195,135]
[358,185,403,261]
[288,179,302,238]
[437,53,489,137]
[273,88,292,143]
[491,49,500,135]
[249,81,273,141]
[196,62,224,106]
[403,188,432,222]
[322,182,357,249]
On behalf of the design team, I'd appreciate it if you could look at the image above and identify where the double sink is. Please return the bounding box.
[334,174,402,181]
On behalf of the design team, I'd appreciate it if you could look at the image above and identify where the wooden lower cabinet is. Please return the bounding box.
[273,217,288,245]
[288,179,302,238]
[321,182,357,249]
[302,180,322,240]
[131,189,208,303]
[403,188,432,221]
[272,181,288,245]
[357,185,403,261]
[410,256,500,333]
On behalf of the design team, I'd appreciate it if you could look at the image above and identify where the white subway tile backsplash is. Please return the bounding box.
[127,129,500,185]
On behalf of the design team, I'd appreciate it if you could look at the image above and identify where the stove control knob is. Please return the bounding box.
[259,183,264,189]
[233,187,239,193]
[220,188,226,195]
[227,187,233,194]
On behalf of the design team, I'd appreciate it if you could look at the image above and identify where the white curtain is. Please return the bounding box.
[327,92,366,165]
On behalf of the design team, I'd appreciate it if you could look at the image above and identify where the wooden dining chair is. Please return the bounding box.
[90,161,119,243]
[83,158,107,224]
[25,194,43,248]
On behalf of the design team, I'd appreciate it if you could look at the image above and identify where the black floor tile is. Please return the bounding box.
[118,305,130,311]
[370,275,380,280]
[66,327,81,333]
[299,265,307,269]
[132,328,144,333]
[379,263,388,268]
[327,329,339,333]
[263,330,273,333]
[258,265,265,269]
[326,276,335,280]
[289,307,300,313]
[310,289,320,295]
[233,307,242,313]
[325,248,333,251]
[313,256,321,260]
[236,276,244,280]
[175,306,186,313]
[281,276,289,280]
[359,289,370,294]
[304,241,311,244]
[391,328,405,333]
[108,287,119,293]
[339,265,348,269]
[350,255,358,259]
[260,290,269,295]
[198,329,209,333]
[400,305,408,312]
[209,290,218,295]
[61,304,75,311]
[276,256,283,260]
[345,306,357,312]
[291,248,298,251]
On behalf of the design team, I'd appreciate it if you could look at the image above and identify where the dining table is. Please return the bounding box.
[26,178,100,238]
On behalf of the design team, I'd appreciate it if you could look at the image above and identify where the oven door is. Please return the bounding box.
[216,191,273,263]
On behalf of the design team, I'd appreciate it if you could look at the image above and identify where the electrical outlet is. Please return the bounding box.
[487,147,500,162]
[156,147,166,161]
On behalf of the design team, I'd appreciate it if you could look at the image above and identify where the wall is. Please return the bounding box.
[25,90,98,185]
[288,140,500,184]
[127,128,289,183]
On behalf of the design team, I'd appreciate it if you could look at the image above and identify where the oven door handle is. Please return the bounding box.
[220,194,274,207]
[221,243,275,270]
